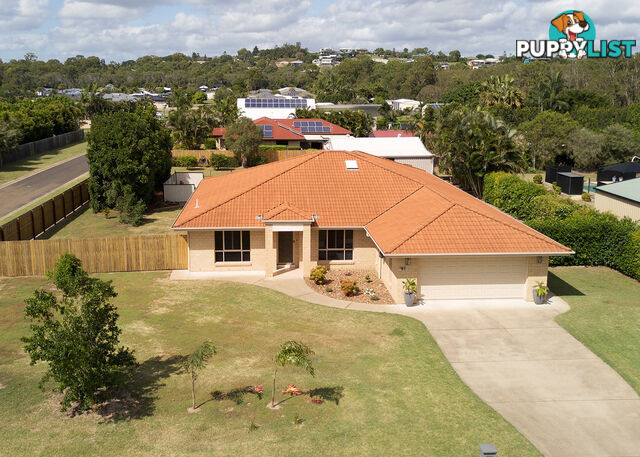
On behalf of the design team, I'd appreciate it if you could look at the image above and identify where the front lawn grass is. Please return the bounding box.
[41,205,182,239]
[0,141,87,186]
[0,272,541,456]
[550,266,640,394]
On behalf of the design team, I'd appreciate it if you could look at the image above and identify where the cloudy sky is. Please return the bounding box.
[0,0,637,62]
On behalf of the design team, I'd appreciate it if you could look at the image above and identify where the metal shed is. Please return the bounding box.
[556,172,584,195]
[545,165,572,184]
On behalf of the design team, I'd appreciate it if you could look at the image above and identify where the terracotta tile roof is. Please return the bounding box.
[371,130,416,138]
[262,202,313,221]
[173,150,572,255]
[210,118,351,140]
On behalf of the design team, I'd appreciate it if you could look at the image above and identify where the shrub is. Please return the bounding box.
[172,155,198,167]
[532,174,543,184]
[340,279,360,297]
[204,138,217,149]
[530,212,640,280]
[484,172,549,221]
[210,153,238,170]
[259,144,295,151]
[248,154,267,167]
[552,182,562,195]
[115,189,146,226]
[582,192,592,202]
[310,265,328,285]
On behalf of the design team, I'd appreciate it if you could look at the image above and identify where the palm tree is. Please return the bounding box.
[183,340,217,411]
[437,107,525,197]
[480,75,523,108]
[532,72,568,112]
[270,341,315,407]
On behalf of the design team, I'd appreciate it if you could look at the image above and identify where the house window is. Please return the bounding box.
[318,230,353,261]
[214,231,251,262]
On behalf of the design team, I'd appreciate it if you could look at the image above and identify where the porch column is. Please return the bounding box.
[265,225,276,278]
[302,224,312,277]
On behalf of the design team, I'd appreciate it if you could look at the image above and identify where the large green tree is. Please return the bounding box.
[168,105,220,150]
[518,111,579,169]
[87,104,172,225]
[22,254,136,411]
[223,117,263,167]
[437,107,525,197]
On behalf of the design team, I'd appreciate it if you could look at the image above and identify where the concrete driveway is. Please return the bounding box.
[171,270,640,456]
[418,298,640,457]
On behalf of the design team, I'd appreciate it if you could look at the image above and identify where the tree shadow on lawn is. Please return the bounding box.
[95,355,184,422]
[205,385,345,408]
[548,272,585,296]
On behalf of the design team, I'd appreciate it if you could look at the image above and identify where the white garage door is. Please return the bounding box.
[419,257,527,300]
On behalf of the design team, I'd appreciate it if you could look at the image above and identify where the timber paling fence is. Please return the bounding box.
[171,149,311,163]
[0,234,188,277]
[0,180,90,242]
[2,129,85,166]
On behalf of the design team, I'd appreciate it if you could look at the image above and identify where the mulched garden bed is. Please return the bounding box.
[304,268,394,304]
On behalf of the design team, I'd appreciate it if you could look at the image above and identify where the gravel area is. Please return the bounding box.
[304,268,394,304]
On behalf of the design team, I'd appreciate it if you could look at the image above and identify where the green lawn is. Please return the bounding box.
[0,141,87,186]
[550,266,640,394]
[0,273,541,456]
[42,205,182,239]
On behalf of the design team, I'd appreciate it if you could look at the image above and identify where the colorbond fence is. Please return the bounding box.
[2,129,85,166]
[0,180,90,241]
[0,234,188,277]
[171,149,311,163]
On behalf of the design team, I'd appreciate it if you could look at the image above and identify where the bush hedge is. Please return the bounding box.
[210,153,238,170]
[258,144,297,151]
[172,155,198,167]
[484,172,640,280]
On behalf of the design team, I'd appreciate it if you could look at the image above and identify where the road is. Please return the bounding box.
[0,154,88,218]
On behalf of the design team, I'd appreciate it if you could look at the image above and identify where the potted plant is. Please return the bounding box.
[533,281,550,304]
[402,278,417,307]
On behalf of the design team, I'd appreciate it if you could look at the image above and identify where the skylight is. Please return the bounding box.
[345,160,358,170]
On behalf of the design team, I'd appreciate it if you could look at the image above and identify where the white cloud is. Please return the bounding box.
[0,0,50,31]
[1,0,639,61]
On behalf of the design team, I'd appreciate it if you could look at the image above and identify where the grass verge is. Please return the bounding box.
[550,266,640,394]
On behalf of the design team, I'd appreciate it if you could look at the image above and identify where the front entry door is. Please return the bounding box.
[278,232,294,264]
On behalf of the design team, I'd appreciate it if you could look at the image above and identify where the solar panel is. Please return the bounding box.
[244,98,307,109]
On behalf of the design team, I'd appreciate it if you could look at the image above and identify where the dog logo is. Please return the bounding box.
[549,10,595,59]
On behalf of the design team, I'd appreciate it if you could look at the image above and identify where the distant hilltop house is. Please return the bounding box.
[275,59,304,68]
[211,117,351,150]
[324,136,434,173]
[237,96,316,120]
[312,54,340,67]
[467,57,501,69]
[277,87,314,98]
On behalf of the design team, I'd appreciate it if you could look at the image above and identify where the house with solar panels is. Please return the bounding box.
[211,117,352,150]
[237,97,316,120]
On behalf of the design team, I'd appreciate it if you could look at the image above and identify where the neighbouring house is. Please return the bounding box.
[370,130,416,138]
[324,136,434,173]
[164,171,204,203]
[275,59,304,68]
[315,102,381,118]
[388,98,421,111]
[595,178,640,221]
[172,150,571,303]
[211,117,352,150]
[237,97,316,120]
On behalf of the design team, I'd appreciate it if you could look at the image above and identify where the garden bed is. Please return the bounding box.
[304,269,394,304]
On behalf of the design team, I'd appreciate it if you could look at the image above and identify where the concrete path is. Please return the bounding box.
[171,270,640,457]
[0,154,88,218]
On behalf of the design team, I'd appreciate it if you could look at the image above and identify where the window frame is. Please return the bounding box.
[214,230,251,263]
[318,229,353,262]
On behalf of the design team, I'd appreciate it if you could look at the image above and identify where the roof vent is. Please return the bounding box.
[345,160,359,170]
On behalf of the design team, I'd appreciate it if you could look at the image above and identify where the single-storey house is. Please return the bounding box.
[237,96,316,120]
[325,136,434,173]
[211,117,351,150]
[595,178,640,221]
[172,150,572,303]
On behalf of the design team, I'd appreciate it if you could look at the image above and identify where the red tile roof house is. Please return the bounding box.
[172,150,572,303]
[211,117,351,150]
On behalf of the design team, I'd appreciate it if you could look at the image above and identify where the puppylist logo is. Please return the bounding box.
[516,10,636,59]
